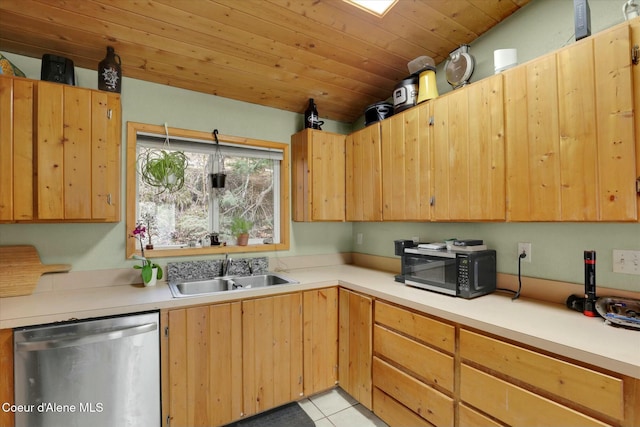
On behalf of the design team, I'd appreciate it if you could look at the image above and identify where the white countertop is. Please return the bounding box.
[1,264,638,379]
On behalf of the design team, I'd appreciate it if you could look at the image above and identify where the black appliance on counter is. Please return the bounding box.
[395,239,497,299]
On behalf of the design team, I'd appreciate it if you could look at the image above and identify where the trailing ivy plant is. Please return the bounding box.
[138,149,188,193]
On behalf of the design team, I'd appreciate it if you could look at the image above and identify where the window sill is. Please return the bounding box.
[134,242,290,259]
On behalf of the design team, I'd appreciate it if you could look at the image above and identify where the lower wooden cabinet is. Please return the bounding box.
[373,356,454,427]
[372,387,432,427]
[163,288,338,427]
[373,301,455,427]
[242,293,304,416]
[164,302,243,427]
[303,287,338,395]
[459,328,637,427]
[0,328,14,427]
[338,288,373,409]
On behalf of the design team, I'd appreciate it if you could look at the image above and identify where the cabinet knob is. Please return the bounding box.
[107,109,113,120]
[107,193,113,205]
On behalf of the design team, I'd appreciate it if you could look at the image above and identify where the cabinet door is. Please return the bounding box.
[381,103,431,220]
[346,124,382,221]
[291,129,345,221]
[593,25,636,221]
[0,76,33,221]
[505,53,561,221]
[91,91,121,221]
[167,303,243,427]
[632,19,640,221]
[303,287,338,395]
[432,75,505,220]
[243,293,303,416]
[36,81,121,221]
[338,288,372,409]
[506,25,637,221]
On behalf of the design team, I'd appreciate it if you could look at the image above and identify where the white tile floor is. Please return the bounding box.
[298,388,388,427]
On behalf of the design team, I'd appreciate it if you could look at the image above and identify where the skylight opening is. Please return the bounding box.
[344,0,398,17]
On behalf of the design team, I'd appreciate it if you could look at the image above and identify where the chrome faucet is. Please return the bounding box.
[220,253,232,276]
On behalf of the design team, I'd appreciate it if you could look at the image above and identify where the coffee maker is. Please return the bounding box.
[394,239,417,282]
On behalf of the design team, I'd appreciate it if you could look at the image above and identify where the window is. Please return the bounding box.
[126,122,290,258]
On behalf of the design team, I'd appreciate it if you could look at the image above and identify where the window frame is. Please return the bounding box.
[126,122,290,259]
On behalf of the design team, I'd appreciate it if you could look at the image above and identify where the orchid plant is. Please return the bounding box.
[131,222,163,283]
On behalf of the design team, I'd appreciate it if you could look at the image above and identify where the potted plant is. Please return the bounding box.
[230,216,253,246]
[131,222,163,286]
[138,148,188,193]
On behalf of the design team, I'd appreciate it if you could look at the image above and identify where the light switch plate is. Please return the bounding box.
[613,250,640,275]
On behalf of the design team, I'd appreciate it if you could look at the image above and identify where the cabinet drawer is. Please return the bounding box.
[374,324,454,392]
[375,300,455,353]
[460,329,623,420]
[373,387,432,427]
[459,403,505,427]
[461,364,611,427]
[373,357,453,427]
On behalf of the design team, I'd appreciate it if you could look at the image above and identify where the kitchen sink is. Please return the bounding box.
[169,273,298,298]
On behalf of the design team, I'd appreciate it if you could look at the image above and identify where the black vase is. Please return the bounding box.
[98,46,122,93]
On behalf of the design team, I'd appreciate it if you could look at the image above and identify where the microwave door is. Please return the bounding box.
[405,256,457,295]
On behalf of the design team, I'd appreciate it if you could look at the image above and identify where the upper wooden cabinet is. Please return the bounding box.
[505,24,637,221]
[431,74,506,221]
[380,103,432,221]
[346,124,383,221]
[0,75,121,223]
[36,81,121,222]
[0,76,34,222]
[291,129,346,221]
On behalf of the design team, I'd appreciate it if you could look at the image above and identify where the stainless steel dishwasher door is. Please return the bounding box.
[13,311,160,427]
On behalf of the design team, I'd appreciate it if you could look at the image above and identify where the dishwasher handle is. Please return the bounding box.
[16,322,158,352]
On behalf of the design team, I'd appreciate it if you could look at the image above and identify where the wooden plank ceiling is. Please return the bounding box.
[0,0,530,123]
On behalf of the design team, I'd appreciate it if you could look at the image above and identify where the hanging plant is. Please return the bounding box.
[138,123,188,193]
[139,149,188,193]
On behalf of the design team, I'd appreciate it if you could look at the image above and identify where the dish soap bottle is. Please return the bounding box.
[98,46,122,93]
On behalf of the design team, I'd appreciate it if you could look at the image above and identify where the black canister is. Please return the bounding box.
[98,46,122,93]
[364,101,394,126]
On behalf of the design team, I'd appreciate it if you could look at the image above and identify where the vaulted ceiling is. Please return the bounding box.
[0,0,530,123]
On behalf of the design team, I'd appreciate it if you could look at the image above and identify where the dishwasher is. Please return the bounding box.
[13,311,160,427]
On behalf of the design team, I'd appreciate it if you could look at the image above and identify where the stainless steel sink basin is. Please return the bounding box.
[171,277,233,297]
[169,272,298,298]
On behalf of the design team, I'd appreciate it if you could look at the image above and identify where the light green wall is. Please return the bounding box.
[0,53,354,270]
[354,0,639,292]
[435,0,626,94]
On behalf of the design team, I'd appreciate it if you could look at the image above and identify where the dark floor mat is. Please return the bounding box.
[224,402,314,427]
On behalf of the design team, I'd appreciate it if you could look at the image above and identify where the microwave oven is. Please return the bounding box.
[402,248,496,299]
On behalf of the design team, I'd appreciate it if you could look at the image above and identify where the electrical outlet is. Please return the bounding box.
[412,236,419,243]
[518,242,532,263]
[356,233,363,245]
[613,250,640,275]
